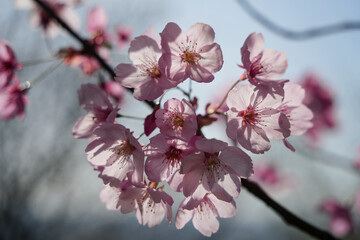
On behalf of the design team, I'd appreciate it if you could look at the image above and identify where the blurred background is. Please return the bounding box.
[0,0,360,239]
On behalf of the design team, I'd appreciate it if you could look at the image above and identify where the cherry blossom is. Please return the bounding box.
[181,138,253,202]
[144,134,195,192]
[276,83,313,150]
[115,25,133,51]
[0,76,27,121]
[175,193,236,237]
[72,84,118,138]
[0,40,22,88]
[320,199,353,237]
[226,84,291,154]
[85,122,144,184]
[240,32,288,92]
[115,35,174,101]
[155,98,197,140]
[14,0,80,38]
[100,179,173,228]
[301,72,336,143]
[160,22,223,83]
[103,81,125,106]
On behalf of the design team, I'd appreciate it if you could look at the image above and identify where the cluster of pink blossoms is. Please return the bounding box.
[71,22,315,236]
[0,40,26,121]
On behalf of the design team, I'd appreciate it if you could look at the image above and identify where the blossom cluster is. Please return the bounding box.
[70,21,315,236]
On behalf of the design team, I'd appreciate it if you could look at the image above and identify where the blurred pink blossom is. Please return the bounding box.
[300,72,337,143]
[0,40,22,88]
[0,76,27,121]
[320,199,353,237]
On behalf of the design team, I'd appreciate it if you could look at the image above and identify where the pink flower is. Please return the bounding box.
[86,6,108,35]
[155,98,197,140]
[300,72,336,143]
[115,25,133,51]
[277,84,313,136]
[226,85,291,154]
[160,22,223,83]
[100,180,173,228]
[240,33,287,87]
[72,84,117,138]
[276,83,313,150]
[86,123,144,184]
[86,6,112,48]
[175,193,236,237]
[103,81,125,106]
[0,40,22,88]
[115,36,174,101]
[0,76,27,121]
[181,138,253,202]
[15,0,80,38]
[320,199,353,237]
[144,134,195,192]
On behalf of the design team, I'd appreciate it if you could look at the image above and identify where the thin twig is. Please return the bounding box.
[32,0,155,109]
[237,0,360,40]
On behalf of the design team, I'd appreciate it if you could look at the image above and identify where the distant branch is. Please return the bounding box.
[237,0,360,40]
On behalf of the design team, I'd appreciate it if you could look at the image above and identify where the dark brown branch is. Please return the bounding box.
[33,0,156,109]
[32,1,338,239]
[242,179,339,240]
[237,0,360,40]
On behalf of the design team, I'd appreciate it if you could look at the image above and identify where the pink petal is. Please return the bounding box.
[86,6,108,33]
[220,146,253,177]
[187,23,215,47]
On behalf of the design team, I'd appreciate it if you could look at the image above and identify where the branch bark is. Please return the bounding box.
[32,1,339,239]
[237,0,360,40]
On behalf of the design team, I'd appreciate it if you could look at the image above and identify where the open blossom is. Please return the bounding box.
[100,179,173,228]
[240,33,287,88]
[115,25,133,50]
[181,138,253,202]
[144,134,195,192]
[175,193,236,237]
[320,199,353,237]
[0,40,22,88]
[300,72,336,143]
[115,36,174,101]
[155,98,197,140]
[226,85,291,154]
[86,123,144,184]
[14,0,80,38]
[276,83,313,150]
[0,76,27,121]
[72,84,118,138]
[160,22,223,83]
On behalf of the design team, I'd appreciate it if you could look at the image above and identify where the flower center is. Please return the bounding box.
[179,40,200,66]
[165,146,182,167]
[249,56,265,78]
[146,66,162,79]
[204,152,221,172]
[110,139,136,167]
[238,105,260,126]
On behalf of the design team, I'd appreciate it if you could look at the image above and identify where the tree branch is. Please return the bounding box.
[31,1,339,239]
[242,179,339,240]
[33,0,156,109]
[237,0,360,40]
